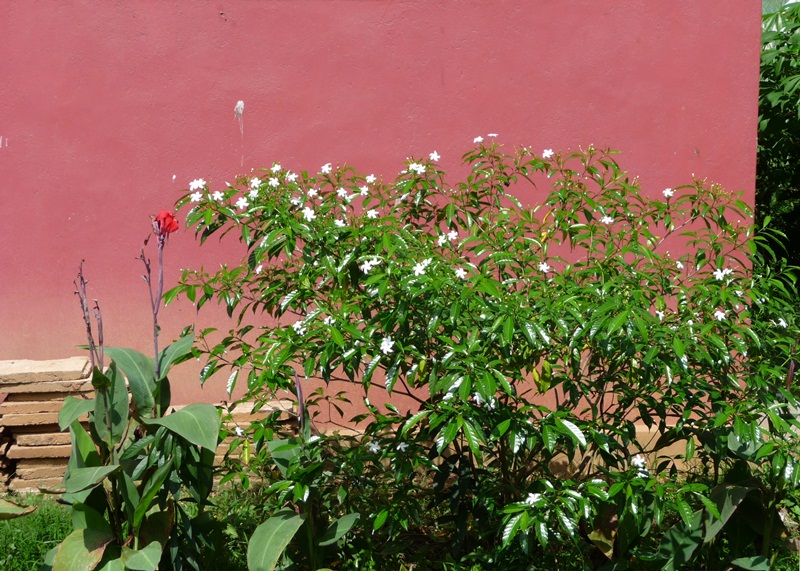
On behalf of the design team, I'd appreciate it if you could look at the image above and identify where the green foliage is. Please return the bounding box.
[176,142,800,569]
[758,2,800,265]
[0,497,71,571]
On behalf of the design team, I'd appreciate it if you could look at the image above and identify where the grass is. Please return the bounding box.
[0,494,71,571]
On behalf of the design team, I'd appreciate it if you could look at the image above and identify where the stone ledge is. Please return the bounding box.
[0,357,90,385]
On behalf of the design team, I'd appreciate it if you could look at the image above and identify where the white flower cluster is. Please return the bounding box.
[599,215,614,225]
[292,320,307,336]
[361,258,380,274]
[380,336,395,355]
[524,493,542,506]
[408,163,426,175]
[437,230,458,246]
[713,267,734,281]
[413,258,433,276]
[631,454,649,478]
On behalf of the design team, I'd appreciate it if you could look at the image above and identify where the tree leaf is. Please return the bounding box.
[121,541,163,571]
[53,529,113,571]
[317,513,360,546]
[142,403,220,451]
[556,417,587,448]
[157,333,194,380]
[0,498,36,520]
[105,347,155,417]
[247,509,305,571]
[65,465,120,493]
[58,396,94,431]
[730,555,770,571]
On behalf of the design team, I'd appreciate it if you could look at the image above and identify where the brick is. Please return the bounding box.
[7,444,71,459]
[16,464,67,480]
[0,379,93,394]
[5,391,93,402]
[8,477,64,493]
[0,357,90,384]
[0,399,84,415]
[15,432,71,447]
[0,413,61,427]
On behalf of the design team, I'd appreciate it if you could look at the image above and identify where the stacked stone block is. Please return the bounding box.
[0,357,92,493]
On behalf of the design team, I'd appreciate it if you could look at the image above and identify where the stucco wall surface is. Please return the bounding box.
[0,2,760,404]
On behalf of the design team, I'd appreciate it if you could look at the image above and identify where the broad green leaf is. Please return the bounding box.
[104,347,155,417]
[53,529,113,571]
[267,438,302,478]
[317,513,360,546]
[658,509,703,569]
[556,417,587,448]
[93,362,129,447]
[373,509,389,530]
[71,503,112,534]
[704,485,753,543]
[121,541,163,571]
[247,509,305,571]
[401,410,430,436]
[0,498,36,520]
[142,403,220,450]
[730,556,770,571]
[133,459,173,532]
[157,333,194,379]
[58,396,94,431]
[65,465,120,493]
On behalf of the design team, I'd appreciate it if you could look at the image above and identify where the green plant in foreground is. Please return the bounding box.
[3,211,222,570]
[174,142,800,569]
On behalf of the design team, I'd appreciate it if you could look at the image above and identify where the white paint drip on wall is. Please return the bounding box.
[235,100,244,167]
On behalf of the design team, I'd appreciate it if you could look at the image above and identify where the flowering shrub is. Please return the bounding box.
[172,141,799,569]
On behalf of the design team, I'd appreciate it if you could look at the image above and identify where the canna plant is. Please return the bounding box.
[37,210,222,571]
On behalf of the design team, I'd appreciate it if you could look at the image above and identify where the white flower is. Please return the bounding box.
[447,230,458,242]
[525,493,542,506]
[361,259,379,274]
[302,207,316,222]
[487,133,498,138]
[189,178,206,191]
[286,171,298,182]
[337,187,348,198]
[429,150,440,162]
[631,455,646,469]
[713,267,733,281]
[366,174,376,183]
[366,209,379,219]
[600,215,614,225]
[663,188,674,198]
[359,185,369,196]
[409,163,425,174]
[190,191,203,203]
[334,219,346,228]
[437,234,447,246]
[290,197,301,206]
[454,267,467,280]
[714,310,726,321]
[323,316,334,326]
[538,262,551,273]
[474,136,484,143]
[268,177,279,188]
[676,260,684,270]
[254,265,263,275]
[212,191,224,202]
[234,100,244,118]
[778,318,788,328]
[236,197,249,210]
[321,163,332,174]
[250,177,260,189]
[542,149,554,159]
[292,321,307,336]
[397,442,409,452]
[248,188,259,199]
[413,258,432,276]
[307,188,318,198]
[380,336,395,355]
[367,441,381,454]
[655,310,664,321]
[234,426,245,437]
[271,163,282,173]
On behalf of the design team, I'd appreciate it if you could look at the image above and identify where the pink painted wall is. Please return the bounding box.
[0,2,760,404]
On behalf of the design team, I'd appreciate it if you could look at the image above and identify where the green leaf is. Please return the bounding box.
[94,362,129,447]
[157,333,194,380]
[65,465,120,493]
[142,403,220,451]
[52,529,113,571]
[0,498,36,520]
[704,485,753,543]
[373,509,389,531]
[267,438,302,478]
[133,459,173,532]
[730,556,770,571]
[58,396,94,431]
[121,541,163,571]
[401,410,430,436]
[105,347,155,417]
[247,509,305,571]
[71,503,112,534]
[556,417,587,448]
[317,513,360,547]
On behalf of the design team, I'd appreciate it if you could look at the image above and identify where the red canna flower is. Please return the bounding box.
[154,210,179,236]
